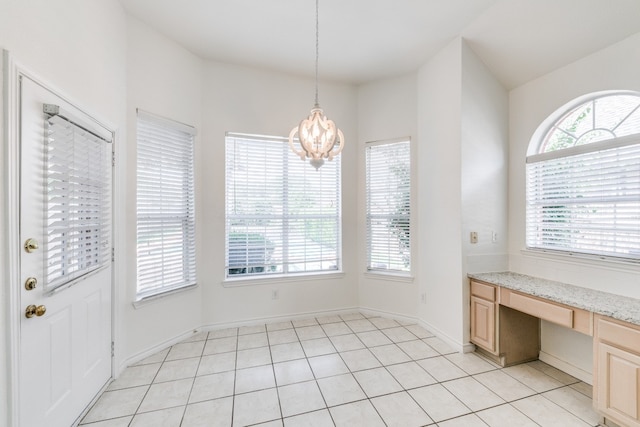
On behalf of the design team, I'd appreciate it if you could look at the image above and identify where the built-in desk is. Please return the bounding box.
[468,272,640,427]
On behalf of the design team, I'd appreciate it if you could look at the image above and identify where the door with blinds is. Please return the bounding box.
[19,76,113,427]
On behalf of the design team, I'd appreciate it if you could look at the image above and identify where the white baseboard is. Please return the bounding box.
[120,306,360,372]
[359,307,476,353]
[539,350,593,385]
[359,306,472,354]
[119,306,475,373]
[358,306,418,325]
[417,318,470,354]
[118,328,197,375]
[200,306,360,332]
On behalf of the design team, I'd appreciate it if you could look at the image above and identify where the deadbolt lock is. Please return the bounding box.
[25,305,46,318]
[25,277,38,290]
[24,238,39,253]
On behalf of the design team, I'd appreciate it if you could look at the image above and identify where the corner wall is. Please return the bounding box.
[417,38,465,346]
[460,42,509,342]
[417,38,509,349]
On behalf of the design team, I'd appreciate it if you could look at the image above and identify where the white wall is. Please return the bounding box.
[508,32,640,380]
[461,42,509,275]
[460,42,509,342]
[417,38,465,346]
[121,16,205,365]
[0,2,127,426]
[416,38,509,349]
[198,61,359,327]
[356,74,419,317]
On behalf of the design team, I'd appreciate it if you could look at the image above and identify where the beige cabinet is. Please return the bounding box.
[469,280,540,367]
[470,281,497,354]
[594,315,640,427]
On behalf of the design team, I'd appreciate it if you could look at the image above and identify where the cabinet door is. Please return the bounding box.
[596,342,640,427]
[471,296,496,353]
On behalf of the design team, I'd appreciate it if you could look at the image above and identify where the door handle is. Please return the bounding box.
[24,238,39,253]
[25,305,46,318]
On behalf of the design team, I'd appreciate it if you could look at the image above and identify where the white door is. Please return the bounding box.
[19,76,113,427]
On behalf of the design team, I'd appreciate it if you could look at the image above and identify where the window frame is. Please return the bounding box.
[365,137,412,276]
[525,92,640,263]
[135,110,197,301]
[224,132,342,282]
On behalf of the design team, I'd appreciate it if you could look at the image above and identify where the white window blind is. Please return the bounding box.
[526,93,640,261]
[136,110,197,299]
[225,133,341,278]
[44,112,112,292]
[526,137,640,260]
[365,139,411,273]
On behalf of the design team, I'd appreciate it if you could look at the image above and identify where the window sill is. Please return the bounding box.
[133,283,198,309]
[222,271,345,287]
[520,248,640,273]
[364,271,414,283]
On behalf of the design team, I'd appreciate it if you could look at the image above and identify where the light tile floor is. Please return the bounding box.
[80,312,603,427]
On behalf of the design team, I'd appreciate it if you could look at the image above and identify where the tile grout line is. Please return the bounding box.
[81,312,597,427]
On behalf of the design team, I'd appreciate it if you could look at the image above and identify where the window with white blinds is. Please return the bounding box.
[526,93,640,261]
[225,133,341,278]
[44,112,112,292]
[136,110,197,299]
[365,139,411,273]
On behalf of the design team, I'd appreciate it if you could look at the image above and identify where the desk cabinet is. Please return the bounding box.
[470,281,497,354]
[470,280,539,367]
[469,273,640,426]
[594,315,640,427]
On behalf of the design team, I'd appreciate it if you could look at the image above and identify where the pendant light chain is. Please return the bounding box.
[314,0,319,107]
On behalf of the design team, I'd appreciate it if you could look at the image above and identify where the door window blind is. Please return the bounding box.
[136,111,196,299]
[44,113,112,292]
[225,133,341,278]
[365,139,411,273]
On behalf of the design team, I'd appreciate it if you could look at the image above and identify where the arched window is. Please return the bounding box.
[526,92,640,261]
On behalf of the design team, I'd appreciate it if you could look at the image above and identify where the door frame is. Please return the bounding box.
[3,51,118,427]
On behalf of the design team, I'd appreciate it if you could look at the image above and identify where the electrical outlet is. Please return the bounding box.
[492,231,498,243]
[470,231,478,244]
[421,293,426,304]
[272,290,279,300]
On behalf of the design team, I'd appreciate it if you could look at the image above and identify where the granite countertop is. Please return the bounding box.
[468,271,640,326]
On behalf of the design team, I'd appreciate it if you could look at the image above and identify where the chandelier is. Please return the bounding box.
[289,0,344,170]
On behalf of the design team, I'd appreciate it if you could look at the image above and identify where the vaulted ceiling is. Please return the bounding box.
[120,0,640,89]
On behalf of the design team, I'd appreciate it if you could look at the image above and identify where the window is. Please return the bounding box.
[526,93,640,261]
[44,109,112,292]
[225,133,341,278]
[365,139,411,273]
[136,110,197,299]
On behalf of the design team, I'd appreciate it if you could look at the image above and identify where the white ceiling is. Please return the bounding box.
[120,0,640,89]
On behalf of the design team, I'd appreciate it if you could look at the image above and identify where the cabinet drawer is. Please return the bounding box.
[597,317,640,354]
[471,281,496,301]
[502,290,573,328]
